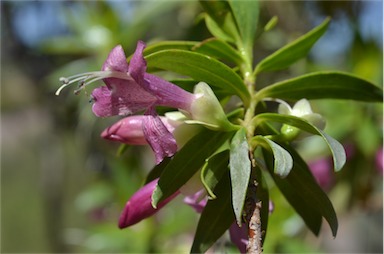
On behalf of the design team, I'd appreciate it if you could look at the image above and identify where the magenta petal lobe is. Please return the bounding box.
[128,40,147,85]
[143,112,178,164]
[102,45,129,72]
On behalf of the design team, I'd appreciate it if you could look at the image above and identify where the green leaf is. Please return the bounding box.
[262,148,323,236]
[254,17,330,74]
[152,129,233,207]
[191,172,234,253]
[145,49,250,106]
[230,128,251,225]
[144,157,171,184]
[256,71,383,102]
[201,150,230,199]
[205,15,237,44]
[264,16,278,32]
[228,0,259,56]
[253,113,346,171]
[252,136,293,178]
[200,1,240,44]
[264,145,338,237]
[192,38,244,65]
[116,144,129,157]
[144,41,196,56]
[199,0,230,25]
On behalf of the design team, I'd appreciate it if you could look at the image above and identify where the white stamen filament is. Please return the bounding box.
[56,70,134,96]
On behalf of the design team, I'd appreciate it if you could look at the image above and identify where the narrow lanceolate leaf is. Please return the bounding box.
[230,128,251,225]
[256,72,383,102]
[262,149,323,236]
[205,15,237,44]
[152,129,233,207]
[144,157,171,184]
[264,16,278,32]
[201,150,230,199]
[264,145,338,237]
[253,113,346,171]
[228,0,259,56]
[254,17,330,74]
[145,50,250,106]
[143,41,196,56]
[192,38,244,65]
[252,136,293,178]
[200,1,240,44]
[191,172,234,253]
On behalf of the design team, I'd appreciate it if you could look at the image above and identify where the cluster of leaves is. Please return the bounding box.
[119,1,381,253]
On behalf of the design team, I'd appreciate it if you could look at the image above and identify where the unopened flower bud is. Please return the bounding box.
[187,82,238,131]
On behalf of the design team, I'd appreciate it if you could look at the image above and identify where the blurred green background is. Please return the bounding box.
[1,1,382,253]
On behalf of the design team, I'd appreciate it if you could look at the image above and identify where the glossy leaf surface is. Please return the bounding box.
[192,38,243,65]
[254,18,330,73]
[257,72,383,102]
[143,41,196,56]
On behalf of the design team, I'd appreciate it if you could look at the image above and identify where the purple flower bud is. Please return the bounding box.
[101,115,179,146]
[118,178,179,228]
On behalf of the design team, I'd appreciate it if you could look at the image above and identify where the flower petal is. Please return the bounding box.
[118,178,179,228]
[291,98,313,117]
[302,113,326,130]
[91,81,156,117]
[277,102,292,115]
[143,110,178,164]
[102,45,130,72]
[144,73,196,111]
[128,40,147,85]
[183,189,207,213]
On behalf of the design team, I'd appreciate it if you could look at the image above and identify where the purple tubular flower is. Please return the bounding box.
[118,178,180,229]
[91,41,195,117]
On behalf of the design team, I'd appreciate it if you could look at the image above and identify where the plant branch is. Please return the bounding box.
[244,173,263,254]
